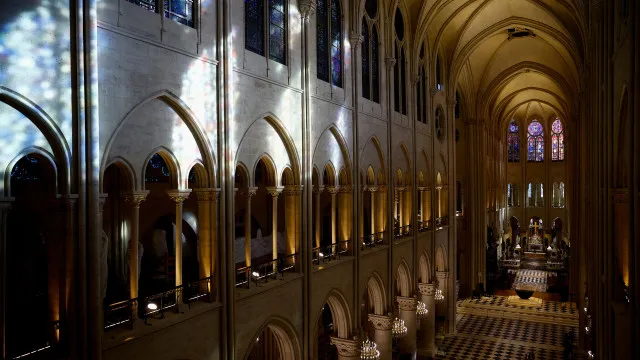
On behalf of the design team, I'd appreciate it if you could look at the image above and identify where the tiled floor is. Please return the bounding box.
[435,296,578,360]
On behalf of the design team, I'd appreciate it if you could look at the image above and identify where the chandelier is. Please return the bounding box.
[416,301,428,319]
[435,289,444,303]
[392,317,407,339]
[360,336,380,360]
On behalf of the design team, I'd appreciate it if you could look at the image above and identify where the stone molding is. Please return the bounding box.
[418,282,436,296]
[167,189,192,203]
[385,57,397,69]
[367,186,379,193]
[377,185,387,192]
[611,188,629,203]
[298,0,317,18]
[330,336,360,356]
[193,188,220,202]
[266,186,284,197]
[283,185,303,195]
[417,186,426,192]
[313,185,325,194]
[122,191,149,207]
[396,186,406,192]
[327,186,339,195]
[338,185,353,193]
[368,314,393,330]
[349,32,364,49]
[397,296,418,311]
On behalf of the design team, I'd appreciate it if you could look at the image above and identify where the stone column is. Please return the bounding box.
[328,186,339,246]
[397,296,418,358]
[377,186,386,235]
[331,336,361,360]
[267,187,283,271]
[393,189,399,224]
[360,186,366,244]
[167,190,192,288]
[418,283,436,357]
[436,271,449,325]
[194,189,216,283]
[314,186,324,248]
[418,187,426,227]
[283,185,303,258]
[337,186,352,246]
[244,187,257,267]
[369,187,378,240]
[398,187,405,228]
[0,197,14,359]
[122,192,148,317]
[368,314,393,360]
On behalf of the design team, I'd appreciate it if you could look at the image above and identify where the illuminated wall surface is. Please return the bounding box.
[0,0,72,194]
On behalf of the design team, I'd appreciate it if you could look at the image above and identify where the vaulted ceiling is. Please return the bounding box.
[402,0,586,131]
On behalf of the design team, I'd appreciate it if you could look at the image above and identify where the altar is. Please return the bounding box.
[527,234,544,252]
[526,217,545,252]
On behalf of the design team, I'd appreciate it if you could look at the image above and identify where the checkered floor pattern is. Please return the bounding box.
[458,296,577,316]
[435,297,579,360]
[513,270,548,292]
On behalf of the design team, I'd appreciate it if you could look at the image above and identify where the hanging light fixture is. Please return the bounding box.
[416,301,428,319]
[360,336,380,360]
[392,317,407,339]
[435,289,444,303]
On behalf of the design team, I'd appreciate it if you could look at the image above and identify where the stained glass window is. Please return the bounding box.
[551,118,564,161]
[316,0,329,82]
[436,55,442,90]
[146,154,171,183]
[527,120,544,162]
[330,0,342,87]
[393,8,407,114]
[401,48,406,115]
[11,154,43,181]
[361,18,370,100]
[394,45,400,112]
[245,0,265,56]
[507,120,520,162]
[269,0,286,64]
[164,0,195,27]
[126,0,157,12]
[417,44,427,124]
[371,26,379,103]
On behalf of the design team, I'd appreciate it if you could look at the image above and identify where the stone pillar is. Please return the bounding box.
[394,189,399,223]
[418,187,426,226]
[331,336,361,360]
[194,189,215,282]
[267,187,283,270]
[244,187,257,266]
[283,185,302,257]
[377,186,386,235]
[369,187,378,240]
[397,296,418,358]
[337,186,352,246]
[398,187,405,227]
[0,197,14,359]
[436,271,449,325]
[122,192,148,317]
[360,186,366,243]
[314,186,324,248]
[167,190,191,288]
[328,187,338,246]
[418,283,436,357]
[368,314,393,360]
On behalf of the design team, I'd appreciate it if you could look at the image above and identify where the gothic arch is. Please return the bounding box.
[102,90,217,190]
[254,153,278,187]
[435,245,447,272]
[316,289,353,339]
[323,162,337,187]
[234,161,251,188]
[419,250,432,283]
[366,272,387,315]
[141,147,181,189]
[5,147,59,197]
[102,157,136,192]
[396,260,412,297]
[360,135,386,181]
[187,160,208,188]
[243,317,302,360]
[313,124,353,185]
[0,88,71,196]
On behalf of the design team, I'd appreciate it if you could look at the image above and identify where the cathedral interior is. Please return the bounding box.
[0,0,638,359]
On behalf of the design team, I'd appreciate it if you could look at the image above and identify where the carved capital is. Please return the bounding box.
[284,185,303,195]
[122,191,149,207]
[396,186,406,193]
[338,185,353,193]
[327,186,339,195]
[266,186,284,197]
[193,188,219,202]
[418,282,436,296]
[397,296,418,311]
[349,32,364,50]
[330,336,360,357]
[367,186,379,193]
[377,185,387,193]
[298,0,317,19]
[313,185,325,194]
[245,187,259,198]
[417,186,426,192]
[167,189,192,203]
[368,314,393,330]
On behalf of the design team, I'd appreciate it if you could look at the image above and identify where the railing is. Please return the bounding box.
[435,216,449,228]
[394,225,411,240]
[104,276,215,330]
[235,253,298,289]
[361,232,385,250]
[418,220,431,232]
[312,240,350,265]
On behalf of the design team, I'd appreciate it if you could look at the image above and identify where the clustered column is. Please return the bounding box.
[368,314,393,360]
[244,187,257,267]
[122,191,148,318]
[397,296,418,357]
[418,282,436,357]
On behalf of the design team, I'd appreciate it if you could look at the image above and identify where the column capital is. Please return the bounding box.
[167,189,192,203]
[327,186,339,195]
[245,186,259,197]
[368,186,379,193]
[417,186,426,191]
[368,314,393,330]
[313,185,325,194]
[193,188,220,202]
[377,185,387,192]
[418,282,436,296]
[122,191,149,207]
[283,185,303,195]
[298,0,317,18]
[397,296,418,311]
[330,336,360,357]
[266,186,284,197]
[349,32,364,49]
[338,185,353,193]
[396,186,406,193]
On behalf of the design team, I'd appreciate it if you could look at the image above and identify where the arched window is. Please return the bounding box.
[435,55,442,90]
[527,120,544,162]
[551,118,564,161]
[126,0,195,27]
[393,8,407,115]
[245,0,287,65]
[362,0,379,103]
[316,0,342,87]
[553,182,565,208]
[507,183,519,207]
[507,120,520,162]
[527,183,543,207]
[416,43,428,124]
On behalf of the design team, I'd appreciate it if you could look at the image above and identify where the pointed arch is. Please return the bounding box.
[255,154,278,187]
[242,316,302,360]
[5,147,59,197]
[234,162,251,189]
[323,162,337,187]
[102,157,136,193]
[396,260,412,297]
[435,245,447,272]
[419,250,432,283]
[102,90,217,190]
[317,289,353,339]
[142,147,181,189]
[396,168,404,186]
[360,135,386,180]
[187,160,208,188]
[366,272,387,315]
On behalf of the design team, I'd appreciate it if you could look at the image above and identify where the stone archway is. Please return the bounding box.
[245,318,301,360]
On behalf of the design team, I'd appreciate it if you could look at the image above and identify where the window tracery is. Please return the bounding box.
[316,0,342,87]
[527,120,544,162]
[362,0,379,103]
[551,118,564,161]
[245,0,287,65]
[507,120,520,162]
